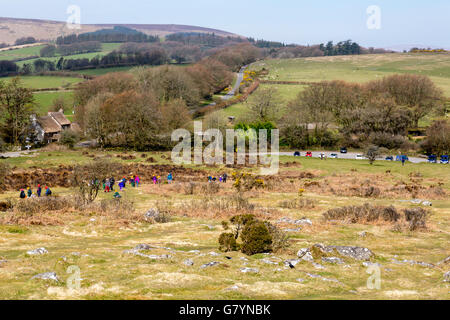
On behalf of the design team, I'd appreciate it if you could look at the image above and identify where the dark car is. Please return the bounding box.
[294,151,301,157]
[385,156,394,161]
[428,155,437,163]
[340,147,348,154]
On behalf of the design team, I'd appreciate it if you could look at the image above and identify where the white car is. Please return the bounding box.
[356,154,364,160]
[330,153,338,159]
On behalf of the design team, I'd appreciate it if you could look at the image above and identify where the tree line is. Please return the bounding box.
[56,26,159,45]
[276,74,446,154]
[40,41,103,57]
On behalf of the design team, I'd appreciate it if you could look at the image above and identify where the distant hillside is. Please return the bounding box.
[0,17,241,45]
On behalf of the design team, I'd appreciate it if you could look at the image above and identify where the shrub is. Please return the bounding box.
[0,163,10,191]
[60,129,80,149]
[218,233,238,252]
[404,208,429,231]
[265,222,289,252]
[323,204,400,223]
[240,220,273,255]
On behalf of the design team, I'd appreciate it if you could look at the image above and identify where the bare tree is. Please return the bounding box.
[248,87,280,122]
[0,77,35,145]
[72,160,121,204]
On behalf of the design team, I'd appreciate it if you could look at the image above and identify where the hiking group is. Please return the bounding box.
[19,184,52,199]
[207,173,228,183]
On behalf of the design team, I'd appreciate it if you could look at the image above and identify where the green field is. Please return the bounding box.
[212,84,306,121]
[33,91,75,116]
[3,76,83,90]
[12,43,123,67]
[250,53,450,97]
[0,45,45,61]
[76,66,134,76]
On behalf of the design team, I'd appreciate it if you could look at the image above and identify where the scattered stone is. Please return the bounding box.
[71,252,80,257]
[188,250,201,254]
[274,268,284,272]
[209,252,221,257]
[312,262,326,270]
[444,272,450,283]
[201,224,215,230]
[200,261,220,269]
[27,248,48,256]
[277,217,312,226]
[358,231,374,238]
[90,218,96,222]
[391,258,434,268]
[295,219,312,226]
[240,257,249,262]
[297,248,314,262]
[296,278,305,283]
[362,262,381,268]
[312,244,374,261]
[284,259,301,268]
[135,244,152,251]
[410,199,432,206]
[322,257,344,265]
[241,267,259,273]
[226,285,240,291]
[32,272,59,282]
[261,258,279,265]
[225,256,232,260]
[284,228,302,233]
[144,208,160,221]
[183,259,194,266]
[124,249,172,260]
[305,272,341,284]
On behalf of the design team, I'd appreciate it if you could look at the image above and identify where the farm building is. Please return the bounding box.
[31,110,72,144]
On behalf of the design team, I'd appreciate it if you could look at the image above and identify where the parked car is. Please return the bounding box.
[428,155,438,163]
[385,156,394,161]
[340,147,348,154]
[356,154,364,160]
[441,155,449,164]
[294,151,301,157]
[305,152,313,157]
[330,153,338,159]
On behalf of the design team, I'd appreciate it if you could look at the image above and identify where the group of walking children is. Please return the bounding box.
[207,173,228,183]
[105,175,141,193]
[151,173,174,185]
[19,184,52,199]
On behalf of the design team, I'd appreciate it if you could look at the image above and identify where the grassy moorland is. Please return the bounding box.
[0,149,448,300]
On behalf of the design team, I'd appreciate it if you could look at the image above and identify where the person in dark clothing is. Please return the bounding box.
[45,186,52,197]
[19,189,26,199]
[222,173,228,183]
[37,184,42,197]
[110,178,115,191]
[27,187,32,198]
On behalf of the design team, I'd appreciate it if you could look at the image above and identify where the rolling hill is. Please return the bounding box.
[0,17,241,45]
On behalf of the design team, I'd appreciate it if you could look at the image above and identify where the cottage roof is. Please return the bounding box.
[37,116,61,133]
[48,112,71,126]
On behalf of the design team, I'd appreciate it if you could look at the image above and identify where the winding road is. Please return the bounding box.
[221,65,248,101]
